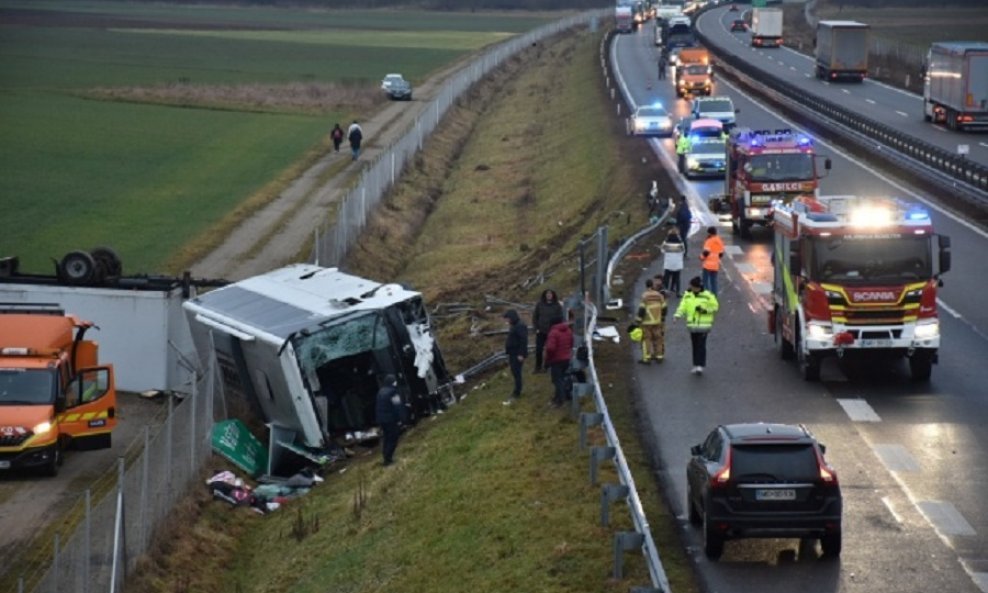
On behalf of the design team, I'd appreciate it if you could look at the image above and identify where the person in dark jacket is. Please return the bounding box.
[675,195,693,257]
[347,120,363,161]
[330,123,344,153]
[502,309,528,405]
[531,289,563,373]
[544,315,574,407]
[375,374,402,465]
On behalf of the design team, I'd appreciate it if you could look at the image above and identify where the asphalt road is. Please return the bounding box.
[612,19,988,593]
[696,8,988,167]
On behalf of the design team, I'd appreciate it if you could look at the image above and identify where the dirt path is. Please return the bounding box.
[190,59,469,281]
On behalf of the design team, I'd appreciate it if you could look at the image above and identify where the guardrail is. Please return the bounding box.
[693,16,988,206]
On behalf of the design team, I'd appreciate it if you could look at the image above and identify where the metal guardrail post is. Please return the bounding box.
[601,483,630,526]
[579,411,604,450]
[589,445,616,485]
[612,531,644,580]
[84,489,91,593]
[51,533,59,593]
[569,381,593,419]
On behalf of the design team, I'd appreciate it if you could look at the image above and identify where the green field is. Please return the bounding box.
[0,2,551,274]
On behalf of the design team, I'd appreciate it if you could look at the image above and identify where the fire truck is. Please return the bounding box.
[723,128,831,238]
[770,195,951,382]
[0,304,117,475]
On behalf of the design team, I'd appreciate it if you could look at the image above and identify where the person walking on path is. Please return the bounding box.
[330,123,344,153]
[532,289,563,374]
[544,315,574,407]
[661,227,685,296]
[674,276,720,375]
[700,226,725,296]
[658,53,668,80]
[502,309,528,405]
[375,374,403,466]
[347,120,363,161]
[636,279,668,363]
[675,195,692,256]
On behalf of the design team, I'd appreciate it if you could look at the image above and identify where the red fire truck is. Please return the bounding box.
[770,195,951,382]
[722,128,831,238]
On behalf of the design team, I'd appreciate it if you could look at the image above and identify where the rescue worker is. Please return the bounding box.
[636,279,667,363]
[675,195,692,257]
[658,53,668,80]
[700,226,725,296]
[674,276,719,375]
[676,133,691,174]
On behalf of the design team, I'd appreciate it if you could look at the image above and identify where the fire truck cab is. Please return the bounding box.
[723,128,831,238]
[0,304,117,476]
[770,196,951,382]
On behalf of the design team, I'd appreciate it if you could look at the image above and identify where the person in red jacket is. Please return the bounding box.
[544,315,574,407]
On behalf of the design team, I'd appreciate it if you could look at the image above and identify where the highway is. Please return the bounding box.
[612,13,988,593]
[698,8,988,167]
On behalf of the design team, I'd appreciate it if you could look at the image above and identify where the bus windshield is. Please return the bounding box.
[746,153,814,181]
[810,235,932,283]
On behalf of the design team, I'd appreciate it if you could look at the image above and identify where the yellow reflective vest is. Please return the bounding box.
[676,134,691,155]
[674,289,719,331]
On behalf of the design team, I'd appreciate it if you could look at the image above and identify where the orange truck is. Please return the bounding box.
[0,303,117,476]
[674,47,713,97]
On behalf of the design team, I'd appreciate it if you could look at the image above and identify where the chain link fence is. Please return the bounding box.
[7,359,217,593]
[310,11,605,267]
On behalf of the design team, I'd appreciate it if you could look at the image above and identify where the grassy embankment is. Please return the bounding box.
[127,28,698,593]
[0,1,550,275]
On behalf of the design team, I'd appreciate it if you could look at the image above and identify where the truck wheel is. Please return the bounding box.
[731,216,740,235]
[42,442,62,477]
[797,330,820,381]
[777,309,794,360]
[946,110,960,131]
[703,511,724,560]
[91,246,122,280]
[909,351,933,382]
[820,531,842,557]
[739,220,753,240]
[59,250,97,286]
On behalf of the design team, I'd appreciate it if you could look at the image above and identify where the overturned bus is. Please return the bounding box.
[183,265,454,466]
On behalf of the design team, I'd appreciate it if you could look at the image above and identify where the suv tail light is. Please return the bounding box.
[710,447,732,490]
[816,448,839,487]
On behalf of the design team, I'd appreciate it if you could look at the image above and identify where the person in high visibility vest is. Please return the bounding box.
[674,276,720,375]
[700,226,725,296]
[636,279,667,363]
[676,134,692,174]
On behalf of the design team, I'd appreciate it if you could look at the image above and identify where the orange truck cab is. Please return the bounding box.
[0,303,116,476]
[675,47,713,97]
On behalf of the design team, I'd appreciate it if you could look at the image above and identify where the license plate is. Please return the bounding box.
[0,461,11,470]
[860,339,892,348]
[756,488,796,501]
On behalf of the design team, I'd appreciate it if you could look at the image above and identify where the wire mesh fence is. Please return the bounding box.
[7,359,217,593]
[310,11,605,268]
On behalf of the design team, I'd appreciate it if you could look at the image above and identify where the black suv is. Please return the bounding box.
[686,423,842,560]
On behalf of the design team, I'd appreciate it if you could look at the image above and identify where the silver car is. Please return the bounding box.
[629,104,674,136]
[691,96,738,129]
[682,137,727,179]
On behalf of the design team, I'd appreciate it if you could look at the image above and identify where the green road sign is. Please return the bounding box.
[212,419,268,477]
[753,0,767,6]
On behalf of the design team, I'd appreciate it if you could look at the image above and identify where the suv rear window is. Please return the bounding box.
[731,444,818,482]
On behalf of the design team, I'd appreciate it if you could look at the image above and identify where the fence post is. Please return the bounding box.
[52,533,59,593]
[589,445,616,485]
[110,457,127,593]
[613,531,644,580]
[190,372,197,475]
[84,489,91,593]
[139,427,149,553]
[601,483,630,526]
[569,381,593,419]
[579,412,604,450]
[391,152,396,186]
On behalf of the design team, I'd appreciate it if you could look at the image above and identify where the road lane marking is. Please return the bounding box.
[874,444,920,472]
[734,262,756,274]
[724,245,744,256]
[980,142,988,149]
[968,571,988,593]
[804,73,811,78]
[881,496,904,524]
[790,66,797,71]
[750,281,772,295]
[837,399,881,422]
[917,501,976,537]
[896,110,909,117]
[842,89,851,94]
[865,99,876,104]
